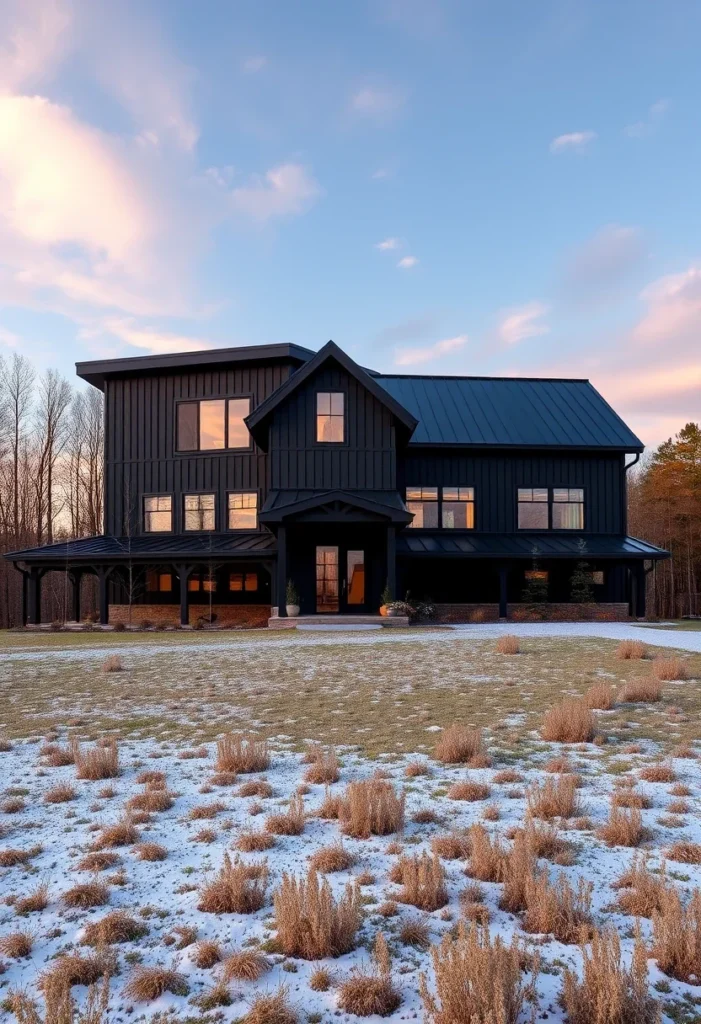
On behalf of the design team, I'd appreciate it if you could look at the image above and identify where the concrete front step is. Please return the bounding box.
[267,614,410,629]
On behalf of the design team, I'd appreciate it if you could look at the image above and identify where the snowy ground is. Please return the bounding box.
[0,626,700,1022]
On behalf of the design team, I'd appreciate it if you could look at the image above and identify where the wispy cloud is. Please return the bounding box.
[89,318,213,355]
[350,83,404,118]
[549,130,597,154]
[394,334,467,367]
[398,256,418,269]
[230,163,322,222]
[375,237,399,250]
[560,224,647,304]
[241,55,267,74]
[624,99,669,139]
[498,302,549,345]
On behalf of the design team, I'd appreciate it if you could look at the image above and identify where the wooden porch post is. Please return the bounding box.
[70,571,82,623]
[498,565,508,620]
[97,567,111,625]
[177,564,193,626]
[277,527,287,617]
[16,565,29,627]
[28,567,43,625]
[386,525,396,601]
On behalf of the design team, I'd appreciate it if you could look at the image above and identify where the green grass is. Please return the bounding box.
[634,620,701,632]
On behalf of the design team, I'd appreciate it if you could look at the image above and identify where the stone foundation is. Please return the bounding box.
[434,604,501,623]
[431,602,629,623]
[108,604,271,629]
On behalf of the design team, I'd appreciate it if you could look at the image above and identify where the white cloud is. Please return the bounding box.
[0,0,72,92]
[397,256,418,269]
[549,131,597,153]
[241,55,267,74]
[351,84,404,118]
[91,318,213,355]
[498,302,549,345]
[631,265,701,352]
[375,237,399,250]
[561,224,646,302]
[0,327,19,348]
[394,334,467,367]
[624,99,669,139]
[230,164,322,222]
[371,167,391,180]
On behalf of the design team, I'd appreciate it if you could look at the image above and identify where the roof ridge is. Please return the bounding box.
[376,373,591,383]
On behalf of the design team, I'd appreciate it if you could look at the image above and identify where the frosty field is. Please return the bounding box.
[0,625,700,1023]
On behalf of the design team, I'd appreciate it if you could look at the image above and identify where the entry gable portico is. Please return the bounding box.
[260,489,412,525]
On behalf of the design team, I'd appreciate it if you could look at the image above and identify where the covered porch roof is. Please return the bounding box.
[397,533,669,559]
[6,532,276,567]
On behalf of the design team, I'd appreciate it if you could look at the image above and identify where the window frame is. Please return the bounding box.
[515,485,581,532]
[229,571,259,593]
[406,486,476,530]
[143,493,173,533]
[174,395,253,454]
[227,490,259,532]
[315,390,346,445]
[183,491,217,532]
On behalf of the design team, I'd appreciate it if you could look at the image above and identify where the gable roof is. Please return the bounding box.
[259,489,412,524]
[374,375,643,450]
[245,340,418,449]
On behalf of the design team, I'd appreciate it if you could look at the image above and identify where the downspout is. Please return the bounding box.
[623,453,640,535]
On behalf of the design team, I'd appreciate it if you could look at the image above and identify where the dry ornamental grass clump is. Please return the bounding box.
[82,910,148,946]
[123,965,189,1000]
[639,762,676,783]
[310,842,356,873]
[303,746,340,785]
[612,789,652,809]
[496,634,520,655]
[62,880,110,909]
[0,930,33,958]
[192,939,222,968]
[44,740,78,767]
[126,789,174,813]
[584,682,616,710]
[198,853,268,914]
[189,800,225,820]
[102,654,124,673]
[466,823,508,883]
[597,805,648,848]
[420,922,537,1024]
[405,759,430,777]
[241,988,298,1024]
[541,699,595,743]
[134,841,167,861]
[522,871,593,944]
[526,775,581,820]
[652,887,701,984]
[431,831,471,860]
[221,948,270,982]
[667,841,701,864]
[617,640,648,660]
[562,926,659,1024]
[236,830,276,852]
[653,656,688,681]
[494,769,524,784]
[396,852,448,911]
[77,851,120,872]
[75,739,119,780]
[339,778,405,839]
[434,725,488,766]
[448,781,491,802]
[265,794,305,836]
[238,779,273,798]
[399,917,431,948]
[15,882,49,914]
[44,783,76,803]
[216,733,269,774]
[337,931,401,1017]
[273,867,361,959]
[93,817,139,848]
[499,830,537,915]
[619,678,662,703]
[613,854,669,918]
[309,966,333,991]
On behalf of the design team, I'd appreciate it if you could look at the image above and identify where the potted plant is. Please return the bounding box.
[379,581,393,616]
[386,600,415,618]
[286,579,300,617]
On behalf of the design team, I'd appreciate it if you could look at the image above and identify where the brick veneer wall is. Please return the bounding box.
[109,604,271,628]
[433,602,629,623]
[434,604,501,623]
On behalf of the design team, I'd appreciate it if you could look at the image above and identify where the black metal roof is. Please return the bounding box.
[7,533,277,564]
[396,533,668,559]
[260,489,412,523]
[76,343,314,391]
[375,375,644,451]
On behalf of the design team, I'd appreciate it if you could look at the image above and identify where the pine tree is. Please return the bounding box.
[570,561,594,604]
[522,561,548,603]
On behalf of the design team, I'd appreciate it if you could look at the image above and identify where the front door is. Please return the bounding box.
[315,545,367,613]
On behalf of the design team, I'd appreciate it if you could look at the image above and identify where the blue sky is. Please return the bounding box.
[1,0,700,446]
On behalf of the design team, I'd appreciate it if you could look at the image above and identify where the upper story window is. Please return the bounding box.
[406,486,438,528]
[228,492,258,530]
[316,392,344,443]
[176,397,251,452]
[144,495,172,532]
[442,487,475,529]
[518,487,584,530]
[184,493,215,531]
[552,488,584,529]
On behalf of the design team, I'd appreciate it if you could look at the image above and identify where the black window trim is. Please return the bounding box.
[143,492,174,534]
[405,485,476,530]
[314,389,347,446]
[516,486,585,532]
[226,489,260,532]
[174,394,254,455]
[182,490,217,532]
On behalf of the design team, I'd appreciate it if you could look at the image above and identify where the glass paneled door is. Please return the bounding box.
[345,550,365,608]
[316,546,339,612]
[316,546,367,613]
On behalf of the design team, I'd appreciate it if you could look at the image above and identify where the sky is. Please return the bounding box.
[0,0,700,449]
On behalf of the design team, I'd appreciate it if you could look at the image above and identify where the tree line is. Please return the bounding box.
[0,352,103,627]
[0,351,698,626]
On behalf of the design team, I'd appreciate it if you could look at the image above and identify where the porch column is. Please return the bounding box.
[498,565,508,620]
[631,562,646,618]
[277,527,287,617]
[28,567,42,625]
[70,571,82,623]
[177,564,193,626]
[97,567,111,625]
[16,565,29,627]
[386,525,396,602]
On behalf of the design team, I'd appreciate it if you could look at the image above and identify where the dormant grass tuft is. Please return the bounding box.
[123,965,189,1000]
[93,817,139,849]
[44,783,75,804]
[15,882,50,914]
[405,759,430,778]
[265,794,305,836]
[466,824,508,882]
[613,854,669,918]
[540,699,595,743]
[82,910,148,945]
[337,931,401,1017]
[309,966,333,991]
[309,842,356,874]
[102,655,124,673]
[434,725,489,766]
[303,745,340,785]
[62,880,110,909]
[215,733,269,774]
[619,678,662,703]
[126,789,174,813]
[192,939,222,968]
[653,656,688,681]
[39,950,116,991]
[240,987,298,1024]
[639,762,676,783]
[396,852,448,911]
[526,775,581,820]
[238,779,273,798]
[562,926,658,1024]
[667,840,701,864]
[75,739,119,780]
[221,948,270,982]
[420,922,537,1024]
[584,682,616,710]
[652,887,701,984]
[447,781,491,802]
[236,830,276,852]
[496,634,520,655]
[133,842,167,862]
[273,868,361,959]
[198,853,268,914]
[430,831,471,860]
[612,789,652,809]
[596,805,647,847]
[617,640,647,660]
[399,917,431,948]
[339,779,405,839]
[77,851,120,872]
[522,871,593,944]
[0,930,34,958]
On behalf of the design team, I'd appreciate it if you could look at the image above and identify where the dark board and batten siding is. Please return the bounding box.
[104,361,296,536]
[399,450,625,534]
[269,365,396,491]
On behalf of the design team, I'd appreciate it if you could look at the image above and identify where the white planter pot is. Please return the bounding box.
[286,604,300,618]
[386,607,398,617]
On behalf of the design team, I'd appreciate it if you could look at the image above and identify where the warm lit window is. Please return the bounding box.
[517,488,549,529]
[591,571,604,586]
[442,487,475,529]
[552,488,584,529]
[184,493,215,531]
[144,495,172,532]
[188,573,216,593]
[228,492,258,530]
[316,392,344,443]
[146,571,172,592]
[525,570,549,582]
[176,398,251,451]
[229,572,258,592]
[406,486,438,528]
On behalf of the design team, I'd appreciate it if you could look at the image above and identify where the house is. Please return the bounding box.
[7,340,668,627]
